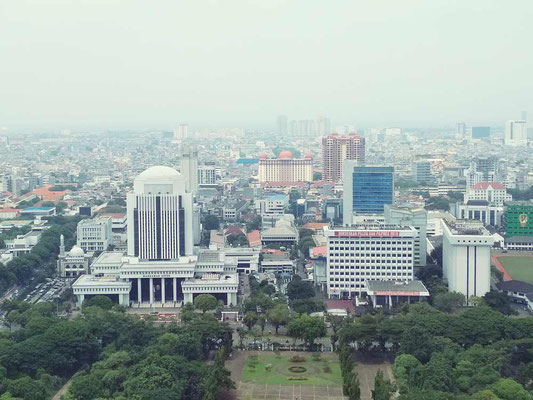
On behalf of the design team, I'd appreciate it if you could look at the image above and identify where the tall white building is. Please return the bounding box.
[198,165,217,185]
[505,120,527,146]
[173,124,189,141]
[442,220,494,304]
[126,166,194,259]
[180,146,198,194]
[324,225,417,299]
[77,216,113,253]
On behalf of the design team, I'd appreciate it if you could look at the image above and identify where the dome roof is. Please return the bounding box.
[137,166,181,180]
[305,153,313,159]
[258,153,268,159]
[278,150,293,159]
[68,245,85,257]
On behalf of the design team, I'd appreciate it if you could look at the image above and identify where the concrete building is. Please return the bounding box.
[260,253,294,274]
[471,126,490,139]
[505,120,527,146]
[73,166,239,308]
[413,161,433,184]
[384,205,427,266]
[324,225,417,299]
[198,165,217,186]
[322,133,365,182]
[77,216,113,253]
[343,163,394,224]
[366,280,429,309]
[464,182,512,206]
[261,218,298,245]
[442,219,494,304]
[505,202,533,250]
[180,146,198,194]
[256,193,289,224]
[258,151,313,184]
[452,201,504,227]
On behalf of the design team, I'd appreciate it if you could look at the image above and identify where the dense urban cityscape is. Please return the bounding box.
[1,1,533,400]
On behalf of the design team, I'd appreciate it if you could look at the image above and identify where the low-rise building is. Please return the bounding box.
[77,216,113,253]
[464,182,512,206]
[260,252,294,274]
[451,200,504,227]
[366,280,429,309]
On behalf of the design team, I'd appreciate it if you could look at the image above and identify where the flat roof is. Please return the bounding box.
[93,251,125,265]
[73,274,131,287]
[183,273,238,285]
[21,207,55,212]
[366,280,429,296]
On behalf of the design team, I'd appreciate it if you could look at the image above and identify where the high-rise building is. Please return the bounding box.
[77,216,113,253]
[198,165,217,185]
[471,126,490,139]
[277,115,288,136]
[343,163,394,224]
[442,219,493,304]
[180,146,198,194]
[126,166,194,260]
[413,161,433,184]
[521,110,528,122]
[505,202,533,250]
[258,151,313,183]
[173,124,189,141]
[384,205,427,266]
[456,123,466,138]
[505,120,527,146]
[324,225,417,298]
[322,133,365,183]
[473,157,499,182]
[316,116,331,137]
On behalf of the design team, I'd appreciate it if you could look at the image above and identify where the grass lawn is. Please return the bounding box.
[497,257,533,284]
[241,353,343,386]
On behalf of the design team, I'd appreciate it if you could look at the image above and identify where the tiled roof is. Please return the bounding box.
[471,182,505,190]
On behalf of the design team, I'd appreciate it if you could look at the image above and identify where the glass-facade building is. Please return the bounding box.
[351,166,394,214]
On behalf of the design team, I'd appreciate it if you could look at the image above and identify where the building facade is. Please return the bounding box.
[442,220,494,304]
[324,225,416,299]
[505,120,527,146]
[322,133,365,182]
[258,151,313,183]
[77,216,113,253]
[464,182,512,206]
[413,161,433,184]
[343,163,394,224]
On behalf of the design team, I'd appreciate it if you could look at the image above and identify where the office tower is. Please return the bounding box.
[343,163,394,224]
[505,120,527,146]
[316,116,331,137]
[180,146,198,193]
[197,165,217,185]
[471,126,490,139]
[324,225,417,299]
[173,124,189,141]
[456,123,466,138]
[442,220,494,304]
[126,165,194,260]
[473,157,499,182]
[413,161,433,184]
[258,151,313,183]
[521,110,528,122]
[464,162,484,189]
[76,216,113,253]
[277,115,288,136]
[322,132,365,182]
[384,205,427,266]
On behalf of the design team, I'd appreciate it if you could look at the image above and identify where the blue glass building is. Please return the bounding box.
[343,163,394,224]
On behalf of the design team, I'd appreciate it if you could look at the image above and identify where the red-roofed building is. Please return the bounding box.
[0,208,21,220]
[247,230,261,248]
[303,222,329,231]
[225,226,245,237]
[464,182,512,206]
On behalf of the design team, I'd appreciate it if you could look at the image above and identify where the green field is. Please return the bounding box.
[241,353,343,386]
[498,257,533,284]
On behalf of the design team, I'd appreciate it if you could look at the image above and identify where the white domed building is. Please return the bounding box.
[57,235,91,278]
[72,166,239,308]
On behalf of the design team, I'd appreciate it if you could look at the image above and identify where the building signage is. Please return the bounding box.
[373,290,421,296]
[142,274,172,278]
[334,231,401,238]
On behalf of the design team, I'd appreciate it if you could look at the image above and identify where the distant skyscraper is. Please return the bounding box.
[173,124,189,141]
[180,146,198,194]
[505,120,527,146]
[316,116,331,137]
[343,162,394,224]
[126,166,194,260]
[277,115,288,136]
[456,123,466,138]
[521,110,528,122]
[322,133,365,182]
[471,126,490,139]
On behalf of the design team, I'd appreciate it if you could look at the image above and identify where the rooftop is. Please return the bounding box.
[366,280,429,295]
[443,220,490,236]
[471,182,506,190]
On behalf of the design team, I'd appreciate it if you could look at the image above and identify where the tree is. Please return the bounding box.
[483,292,515,316]
[425,196,450,211]
[372,369,395,400]
[430,244,443,266]
[194,294,218,313]
[83,295,114,310]
[287,314,326,348]
[489,378,532,400]
[243,312,259,331]
[202,214,220,231]
[313,172,323,181]
[433,292,465,312]
[291,298,325,314]
[286,276,315,300]
[267,305,289,334]
[473,390,502,400]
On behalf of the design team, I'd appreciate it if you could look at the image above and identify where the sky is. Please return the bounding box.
[1,0,532,131]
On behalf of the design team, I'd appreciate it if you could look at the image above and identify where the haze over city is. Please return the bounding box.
[1,0,533,131]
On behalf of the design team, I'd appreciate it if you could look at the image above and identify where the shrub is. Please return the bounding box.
[289,355,306,363]
[311,353,322,362]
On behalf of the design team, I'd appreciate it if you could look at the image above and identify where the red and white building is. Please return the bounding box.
[322,133,365,182]
[324,225,417,299]
[258,151,313,184]
[464,182,512,206]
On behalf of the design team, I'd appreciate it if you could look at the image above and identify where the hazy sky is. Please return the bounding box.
[1,0,532,130]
